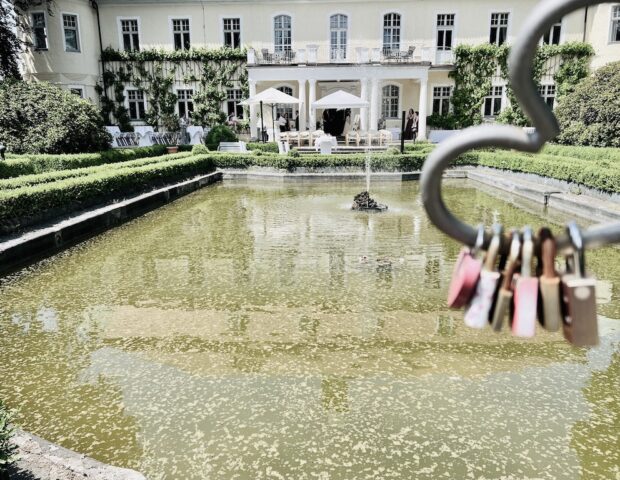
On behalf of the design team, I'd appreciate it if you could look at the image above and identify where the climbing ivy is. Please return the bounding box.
[447,42,594,128]
[98,47,247,131]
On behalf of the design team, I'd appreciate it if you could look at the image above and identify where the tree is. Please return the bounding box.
[556,61,620,148]
[0,0,55,80]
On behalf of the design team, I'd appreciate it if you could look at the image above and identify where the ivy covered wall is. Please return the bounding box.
[96,47,248,132]
[439,41,594,129]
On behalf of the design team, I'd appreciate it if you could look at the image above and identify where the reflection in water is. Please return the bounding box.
[0,181,619,479]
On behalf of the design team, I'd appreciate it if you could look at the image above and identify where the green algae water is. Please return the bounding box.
[1,180,619,480]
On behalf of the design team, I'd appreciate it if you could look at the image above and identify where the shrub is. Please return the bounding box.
[556,61,620,148]
[0,399,17,471]
[427,113,459,130]
[0,81,112,154]
[0,154,216,227]
[247,142,279,153]
[204,125,237,150]
[0,146,169,179]
[191,144,210,155]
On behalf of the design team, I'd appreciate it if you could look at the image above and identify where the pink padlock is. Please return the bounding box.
[448,226,484,308]
[512,227,538,338]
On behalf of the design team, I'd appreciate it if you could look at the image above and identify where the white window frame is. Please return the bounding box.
[31,10,48,50]
[225,88,244,119]
[117,17,141,52]
[382,11,402,53]
[68,85,84,98]
[435,13,456,51]
[542,19,563,45]
[170,17,191,51]
[273,13,293,52]
[328,13,349,61]
[483,85,504,118]
[125,87,147,121]
[175,87,194,119]
[61,12,81,53]
[489,11,510,46]
[221,16,242,48]
[381,83,401,119]
[275,84,295,119]
[610,5,620,44]
[432,86,452,115]
[538,83,556,109]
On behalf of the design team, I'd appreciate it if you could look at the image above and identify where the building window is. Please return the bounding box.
[127,89,146,120]
[330,14,348,61]
[432,87,452,115]
[611,6,620,43]
[436,14,455,51]
[543,21,562,45]
[383,13,401,53]
[381,85,399,119]
[121,19,140,51]
[226,89,244,119]
[274,15,292,52]
[223,18,241,48]
[177,89,194,119]
[484,86,503,117]
[490,13,509,46]
[32,12,48,50]
[62,14,80,52]
[69,87,84,98]
[276,86,293,119]
[172,19,190,51]
[538,84,556,109]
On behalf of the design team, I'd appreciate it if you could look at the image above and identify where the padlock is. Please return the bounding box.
[538,228,562,332]
[464,224,502,329]
[512,226,538,338]
[562,222,599,347]
[490,230,520,332]
[448,225,484,308]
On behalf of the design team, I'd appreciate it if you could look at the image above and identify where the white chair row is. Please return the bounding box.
[106,126,208,148]
[280,130,325,147]
[345,129,393,147]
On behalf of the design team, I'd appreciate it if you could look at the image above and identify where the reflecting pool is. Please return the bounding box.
[1,180,619,480]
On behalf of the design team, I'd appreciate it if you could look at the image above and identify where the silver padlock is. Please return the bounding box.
[561,222,599,347]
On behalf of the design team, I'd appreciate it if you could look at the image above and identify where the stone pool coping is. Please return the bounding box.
[0,171,222,277]
[6,430,145,480]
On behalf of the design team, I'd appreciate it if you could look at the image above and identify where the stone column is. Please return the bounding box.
[308,79,317,131]
[249,80,257,138]
[298,79,307,131]
[360,78,369,131]
[418,78,428,140]
[369,78,380,132]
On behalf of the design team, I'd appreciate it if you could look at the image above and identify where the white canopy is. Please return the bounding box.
[311,90,369,110]
[240,87,301,106]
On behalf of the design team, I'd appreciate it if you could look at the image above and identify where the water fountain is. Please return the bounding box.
[351,152,387,212]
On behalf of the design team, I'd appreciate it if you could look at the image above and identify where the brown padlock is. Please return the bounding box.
[538,228,562,332]
[490,230,520,332]
[561,222,599,347]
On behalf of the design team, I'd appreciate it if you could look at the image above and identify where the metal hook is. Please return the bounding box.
[420,0,620,254]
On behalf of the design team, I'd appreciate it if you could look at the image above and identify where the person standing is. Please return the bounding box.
[284,112,291,132]
[404,108,414,140]
[294,110,300,131]
[278,113,287,132]
[412,111,420,141]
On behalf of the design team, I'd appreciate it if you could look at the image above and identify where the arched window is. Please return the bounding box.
[274,15,292,52]
[330,14,348,61]
[276,86,294,119]
[383,13,401,53]
[382,85,399,119]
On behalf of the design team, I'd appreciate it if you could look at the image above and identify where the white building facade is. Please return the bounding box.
[19,0,620,138]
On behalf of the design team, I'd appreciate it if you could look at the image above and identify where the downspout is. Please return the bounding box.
[583,6,589,42]
[91,0,110,120]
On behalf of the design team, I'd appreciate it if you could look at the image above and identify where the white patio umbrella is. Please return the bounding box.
[240,87,301,142]
[311,90,369,110]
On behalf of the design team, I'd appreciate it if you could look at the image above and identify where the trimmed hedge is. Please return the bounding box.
[0,154,216,226]
[0,152,193,191]
[542,144,620,162]
[0,146,169,179]
[475,150,620,194]
[247,142,279,153]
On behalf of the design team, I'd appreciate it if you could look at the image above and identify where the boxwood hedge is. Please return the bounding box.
[0,145,169,179]
[0,154,216,227]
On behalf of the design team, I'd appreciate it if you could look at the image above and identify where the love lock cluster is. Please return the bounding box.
[448,221,598,347]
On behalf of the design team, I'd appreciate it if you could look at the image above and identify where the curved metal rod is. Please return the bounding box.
[420,0,620,253]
